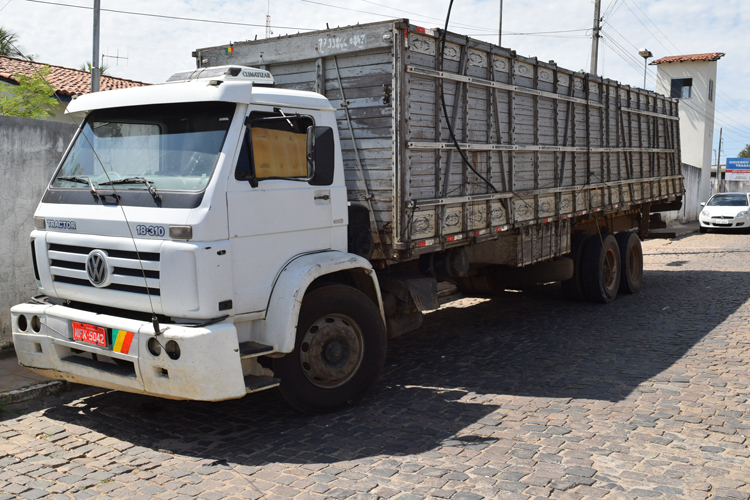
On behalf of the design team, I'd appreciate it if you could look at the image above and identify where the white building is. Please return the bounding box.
[652,52,724,220]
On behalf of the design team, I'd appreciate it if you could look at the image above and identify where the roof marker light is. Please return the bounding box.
[166,65,275,86]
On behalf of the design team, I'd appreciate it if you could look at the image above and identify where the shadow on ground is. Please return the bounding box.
[11,267,750,467]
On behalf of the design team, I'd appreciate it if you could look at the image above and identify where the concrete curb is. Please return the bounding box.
[0,380,72,406]
[647,227,700,239]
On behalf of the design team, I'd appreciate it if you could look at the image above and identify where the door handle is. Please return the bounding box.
[314,194,330,201]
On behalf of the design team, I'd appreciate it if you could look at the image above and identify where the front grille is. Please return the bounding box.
[49,243,160,261]
[54,275,161,296]
[48,243,160,296]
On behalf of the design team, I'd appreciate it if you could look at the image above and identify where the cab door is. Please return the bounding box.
[226,109,333,314]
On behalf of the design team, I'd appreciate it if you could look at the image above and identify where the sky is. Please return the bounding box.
[3,0,750,158]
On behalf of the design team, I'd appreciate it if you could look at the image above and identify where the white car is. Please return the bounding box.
[699,192,750,233]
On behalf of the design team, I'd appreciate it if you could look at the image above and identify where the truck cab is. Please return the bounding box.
[11,66,387,413]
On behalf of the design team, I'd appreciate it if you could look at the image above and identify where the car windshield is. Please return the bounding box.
[52,102,236,192]
[707,194,749,207]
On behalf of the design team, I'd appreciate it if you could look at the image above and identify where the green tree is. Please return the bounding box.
[738,144,750,158]
[79,61,109,75]
[0,26,32,59]
[0,66,58,119]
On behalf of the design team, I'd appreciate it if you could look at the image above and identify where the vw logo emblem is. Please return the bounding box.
[85,250,112,288]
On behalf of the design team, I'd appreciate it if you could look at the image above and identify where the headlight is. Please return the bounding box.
[737,211,748,218]
[701,209,710,217]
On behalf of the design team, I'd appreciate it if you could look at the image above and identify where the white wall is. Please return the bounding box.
[0,115,77,347]
[655,60,718,206]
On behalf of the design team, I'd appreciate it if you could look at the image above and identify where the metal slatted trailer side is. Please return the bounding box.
[195,18,683,267]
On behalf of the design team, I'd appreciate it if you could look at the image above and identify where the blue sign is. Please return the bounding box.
[726,158,750,181]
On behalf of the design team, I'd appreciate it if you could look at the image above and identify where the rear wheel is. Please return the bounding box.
[615,231,643,294]
[272,284,386,414]
[581,233,621,303]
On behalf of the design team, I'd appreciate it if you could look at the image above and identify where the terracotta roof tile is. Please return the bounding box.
[651,52,725,65]
[0,55,149,96]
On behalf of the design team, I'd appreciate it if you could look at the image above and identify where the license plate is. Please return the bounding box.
[715,221,730,225]
[72,322,108,347]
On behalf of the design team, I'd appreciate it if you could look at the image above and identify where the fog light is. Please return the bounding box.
[147,337,162,357]
[31,315,42,333]
[34,217,46,229]
[165,340,181,360]
[169,225,193,240]
[17,315,28,332]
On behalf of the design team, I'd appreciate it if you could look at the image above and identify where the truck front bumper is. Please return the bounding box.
[10,302,247,401]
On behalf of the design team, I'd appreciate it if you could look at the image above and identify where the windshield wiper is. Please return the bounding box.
[57,175,100,198]
[99,177,162,201]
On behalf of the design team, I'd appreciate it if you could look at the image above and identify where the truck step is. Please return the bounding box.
[244,375,281,393]
[238,341,274,358]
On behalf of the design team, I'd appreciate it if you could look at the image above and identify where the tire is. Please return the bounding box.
[581,233,621,303]
[561,234,589,301]
[272,284,386,414]
[699,225,708,234]
[615,231,643,295]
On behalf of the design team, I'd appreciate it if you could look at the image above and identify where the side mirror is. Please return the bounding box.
[700,202,705,207]
[307,126,335,186]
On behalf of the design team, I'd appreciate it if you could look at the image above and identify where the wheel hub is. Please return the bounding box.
[603,247,618,291]
[299,314,364,388]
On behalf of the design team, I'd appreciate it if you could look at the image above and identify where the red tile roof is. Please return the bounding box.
[0,55,149,96]
[651,52,725,65]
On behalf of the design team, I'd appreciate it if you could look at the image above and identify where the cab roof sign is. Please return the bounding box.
[167,66,275,86]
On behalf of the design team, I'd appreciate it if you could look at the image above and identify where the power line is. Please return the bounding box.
[601,0,617,20]
[714,108,750,137]
[468,32,588,39]
[358,0,494,32]
[301,0,475,31]
[0,0,13,13]
[627,0,681,54]
[716,92,750,121]
[620,0,672,55]
[25,0,316,31]
[601,36,749,141]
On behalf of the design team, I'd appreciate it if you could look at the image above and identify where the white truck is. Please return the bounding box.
[11,20,683,413]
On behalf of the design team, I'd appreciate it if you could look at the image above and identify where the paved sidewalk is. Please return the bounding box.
[0,354,51,393]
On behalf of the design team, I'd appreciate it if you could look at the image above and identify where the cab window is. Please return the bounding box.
[235,111,314,182]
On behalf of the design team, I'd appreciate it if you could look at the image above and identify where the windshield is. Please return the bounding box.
[707,194,749,207]
[52,102,236,192]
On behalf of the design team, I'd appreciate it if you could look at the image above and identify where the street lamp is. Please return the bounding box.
[638,48,653,89]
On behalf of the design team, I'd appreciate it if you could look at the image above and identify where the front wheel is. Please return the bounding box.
[699,225,708,234]
[272,284,386,414]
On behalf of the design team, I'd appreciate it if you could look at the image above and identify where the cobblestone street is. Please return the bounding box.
[1,231,749,500]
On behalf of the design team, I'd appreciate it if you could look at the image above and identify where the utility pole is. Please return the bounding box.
[92,0,100,92]
[498,0,503,47]
[717,128,724,193]
[265,0,271,38]
[590,0,602,75]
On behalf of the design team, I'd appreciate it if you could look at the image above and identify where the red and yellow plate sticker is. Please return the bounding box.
[110,329,134,354]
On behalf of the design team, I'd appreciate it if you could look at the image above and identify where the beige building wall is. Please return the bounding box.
[655,60,718,205]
